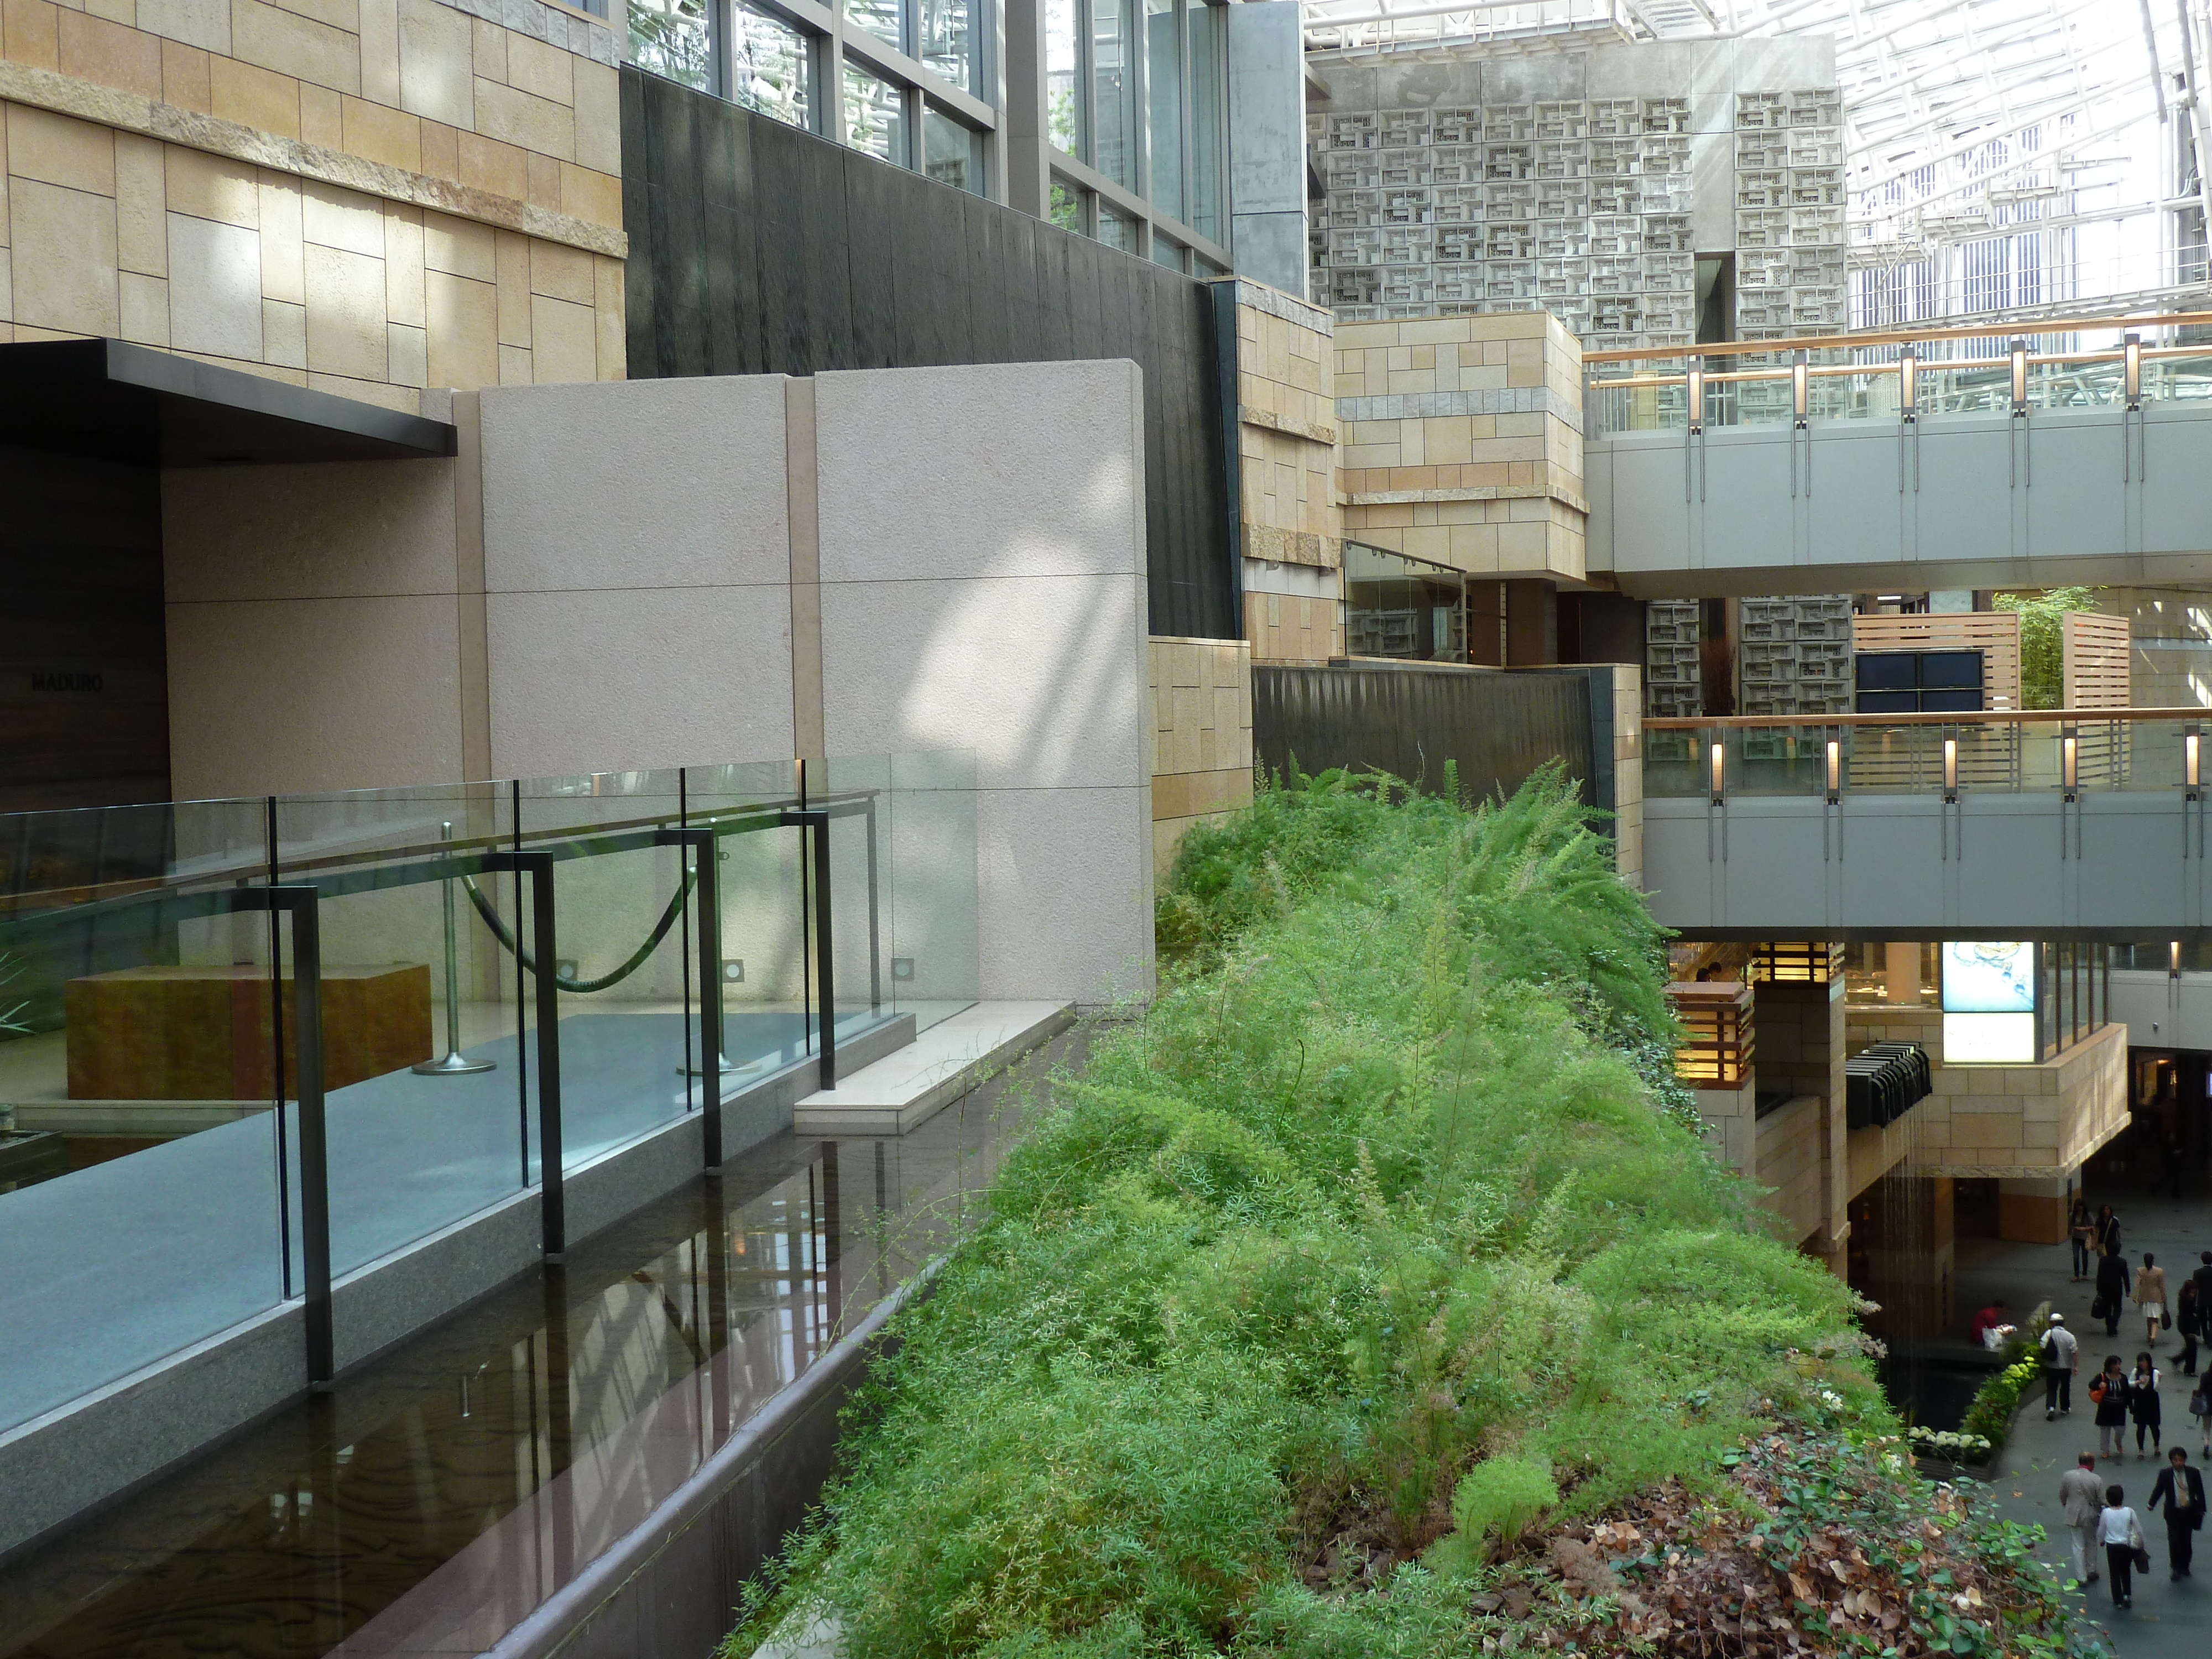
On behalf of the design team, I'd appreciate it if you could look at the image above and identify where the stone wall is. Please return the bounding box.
[1150,634,1254,877]
[1228,278,1344,664]
[0,0,624,408]
[1334,311,1587,584]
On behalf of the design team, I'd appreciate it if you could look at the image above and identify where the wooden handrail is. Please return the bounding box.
[1646,709,2201,729]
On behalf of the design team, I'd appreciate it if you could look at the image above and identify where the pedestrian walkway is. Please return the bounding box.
[1973,1186,2212,1659]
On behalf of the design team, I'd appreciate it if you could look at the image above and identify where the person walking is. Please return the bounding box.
[2101,1485,2147,1608]
[2061,1452,2106,1584]
[2044,1313,2081,1418]
[2131,1353,2164,1458]
[2096,1356,2132,1459]
[2106,1486,2141,1601]
[2196,1250,2212,1310]
[2148,1448,2206,1579]
[2180,1279,2203,1378]
[2072,1199,2096,1281]
[2100,1206,2125,1258]
[2099,1246,2132,1337]
[2138,1255,2170,1350]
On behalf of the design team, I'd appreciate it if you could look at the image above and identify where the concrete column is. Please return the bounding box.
[1224,1,1308,296]
[1885,941,1923,1005]
[1695,1079,1757,1178]
[1759,972,1849,1272]
[1999,1174,2073,1245]
[1000,0,1049,218]
[1855,1173,1956,1339]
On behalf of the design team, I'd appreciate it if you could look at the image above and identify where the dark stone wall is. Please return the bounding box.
[619,67,1238,641]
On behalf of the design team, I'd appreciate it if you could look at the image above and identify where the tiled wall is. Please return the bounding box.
[1231,280,1340,570]
[1150,634,1254,877]
[1243,591,1340,665]
[1844,1006,2130,1179]
[0,0,624,407]
[1755,1093,1824,1245]
[1334,311,1587,582]
[1608,660,1641,889]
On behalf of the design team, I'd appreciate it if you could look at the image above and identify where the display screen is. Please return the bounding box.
[1855,652,1918,691]
[1942,941,2037,1013]
[1919,650,1984,691]
[1944,1011,2037,1065]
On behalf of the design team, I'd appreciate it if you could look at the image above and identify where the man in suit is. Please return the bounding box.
[2060,1452,2106,1583]
[2148,1447,2207,1579]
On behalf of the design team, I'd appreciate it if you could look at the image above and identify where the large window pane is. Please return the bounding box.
[629,0,712,91]
[919,0,975,93]
[846,0,902,51]
[1188,0,1224,243]
[1050,178,1083,232]
[1150,230,1183,270]
[732,3,811,127]
[1093,0,1136,186]
[1145,0,1183,220]
[1046,0,1082,156]
[1098,201,1136,251]
[925,106,983,192]
[844,60,908,164]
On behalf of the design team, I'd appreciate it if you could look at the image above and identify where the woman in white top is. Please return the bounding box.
[2101,1484,2147,1608]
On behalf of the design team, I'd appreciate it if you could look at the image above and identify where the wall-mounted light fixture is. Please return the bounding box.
[1710,739,1726,802]
[1899,347,1918,421]
[1825,737,1841,802]
[2188,727,2201,797]
[1943,736,1959,801]
[2125,331,2143,412]
[2010,337,2029,414]
[2174,940,2184,978]
[2062,729,2079,796]
[1792,349,1809,428]
[1686,361,1704,435]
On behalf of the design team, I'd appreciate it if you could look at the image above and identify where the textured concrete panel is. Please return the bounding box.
[972,785,1154,1005]
[168,593,466,797]
[484,584,795,778]
[480,377,791,593]
[812,361,1144,586]
[163,457,460,603]
[1227,1,1306,216]
[1230,211,1309,301]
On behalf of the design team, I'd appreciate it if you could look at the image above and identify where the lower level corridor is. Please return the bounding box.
[0,1028,1083,1659]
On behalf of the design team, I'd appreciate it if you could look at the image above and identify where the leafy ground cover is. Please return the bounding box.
[729,769,2093,1659]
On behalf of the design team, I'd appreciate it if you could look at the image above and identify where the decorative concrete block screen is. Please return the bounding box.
[1307,43,1843,350]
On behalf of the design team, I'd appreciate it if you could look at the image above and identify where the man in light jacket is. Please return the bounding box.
[2060,1452,2106,1584]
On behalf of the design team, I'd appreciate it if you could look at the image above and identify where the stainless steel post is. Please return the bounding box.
[414,820,495,1076]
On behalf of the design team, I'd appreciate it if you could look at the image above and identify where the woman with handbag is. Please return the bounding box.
[2130,1353,2164,1458]
[2137,1254,2170,1350]
[2096,1356,2132,1458]
[2147,1448,2206,1579]
[2099,1484,2148,1608]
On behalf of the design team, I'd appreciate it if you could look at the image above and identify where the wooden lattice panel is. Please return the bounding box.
[2062,612,2131,709]
[1849,612,2023,711]
[1669,979,1755,1087]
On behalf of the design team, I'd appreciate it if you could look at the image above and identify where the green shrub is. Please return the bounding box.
[734,769,2062,1659]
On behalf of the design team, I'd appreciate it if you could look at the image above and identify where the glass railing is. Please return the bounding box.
[1586,308,2212,440]
[0,753,978,1435]
[1645,712,2207,798]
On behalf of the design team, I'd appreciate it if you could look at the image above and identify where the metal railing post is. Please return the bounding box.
[658,827,724,1167]
[782,807,838,1088]
[488,851,564,1256]
[240,885,331,1385]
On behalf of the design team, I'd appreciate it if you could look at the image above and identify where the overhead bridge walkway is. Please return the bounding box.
[1582,309,2212,597]
[1642,709,2212,938]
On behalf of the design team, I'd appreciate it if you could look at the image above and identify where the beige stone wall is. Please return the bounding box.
[1233,280,1339,568]
[1844,1006,2130,1179]
[1333,311,1587,582]
[1243,589,1340,665]
[1695,1077,1756,1176]
[1755,1093,1825,1246]
[0,0,623,408]
[1150,634,1253,878]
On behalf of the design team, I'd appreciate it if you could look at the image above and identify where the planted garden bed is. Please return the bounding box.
[729,771,2096,1659]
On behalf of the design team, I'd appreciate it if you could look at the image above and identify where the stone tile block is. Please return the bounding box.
[304,241,385,378]
[12,178,119,335]
[526,291,591,382]
[162,38,215,108]
[341,92,420,171]
[3,0,60,68]
[473,77,572,161]
[59,10,162,97]
[233,0,361,97]
[209,55,301,138]
[387,318,425,385]
[265,0,362,36]
[495,340,531,383]
[300,81,343,149]
[263,295,306,366]
[9,106,113,195]
[168,210,263,357]
[302,179,382,255]
[397,0,471,127]
[357,0,398,102]
[458,129,526,200]
[528,236,590,304]
[382,201,422,324]
[505,29,571,105]
[118,268,167,345]
[424,267,494,387]
[113,132,164,276]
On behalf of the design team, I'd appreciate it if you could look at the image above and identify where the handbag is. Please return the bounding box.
[2092,1295,2107,1321]
[2135,1545,2154,1572]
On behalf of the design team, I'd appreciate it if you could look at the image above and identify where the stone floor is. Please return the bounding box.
[1969,1182,2212,1658]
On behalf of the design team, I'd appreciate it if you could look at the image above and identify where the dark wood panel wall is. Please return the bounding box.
[619,67,1239,641]
[0,444,169,815]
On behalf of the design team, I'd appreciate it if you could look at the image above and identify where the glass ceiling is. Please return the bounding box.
[1301,0,2212,325]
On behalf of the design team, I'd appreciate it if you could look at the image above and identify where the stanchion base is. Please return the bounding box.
[413,1051,497,1076]
[678,1056,765,1078]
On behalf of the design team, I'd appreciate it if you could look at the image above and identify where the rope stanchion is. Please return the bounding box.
[460,862,696,994]
[414,820,496,1075]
